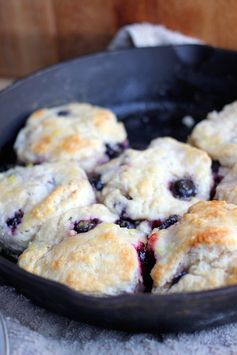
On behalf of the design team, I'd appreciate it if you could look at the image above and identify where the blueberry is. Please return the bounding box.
[152,215,179,230]
[6,209,24,233]
[136,243,156,292]
[89,174,104,191]
[211,160,220,174]
[105,143,126,159]
[116,218,138,229]
[57,110,70,116]
[171,179,197,200]
[170,271,187,287]
[73,219,99,234]
[160,215,179,229]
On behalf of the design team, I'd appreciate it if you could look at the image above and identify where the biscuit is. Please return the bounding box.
[18,223,146,296]
[14,103,128,172]
[32,203,118,246]
[150,200,237,293]
[189,101,237,167]
[94,137,213,230]
[0,161,95,252]
[215,164,237,205]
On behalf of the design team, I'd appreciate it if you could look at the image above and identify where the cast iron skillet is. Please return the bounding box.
[1,45,237,333]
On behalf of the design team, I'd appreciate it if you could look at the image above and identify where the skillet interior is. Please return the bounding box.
[1,45,237,332]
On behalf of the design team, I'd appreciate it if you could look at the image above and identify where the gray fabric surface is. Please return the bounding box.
[0,24,234,354]
[1,283,237,355]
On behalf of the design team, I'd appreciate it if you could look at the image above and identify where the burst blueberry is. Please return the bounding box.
[152,215,179,230]
[136,243,156,292]
[116,218,139,229]
[160,215,179,229]
[73,219,100,234]
[89,174,104,191]
[6,209,24,233]
[105,143,126,159]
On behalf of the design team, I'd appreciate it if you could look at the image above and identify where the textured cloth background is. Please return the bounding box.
[2,282,237,355]
[0,24,234,355]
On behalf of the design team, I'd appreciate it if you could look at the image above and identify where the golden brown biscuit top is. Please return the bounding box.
[32,203,119,246]
[14,103,127,171]
[150,200,237,293]
[189,101,237,167]
[18,223,146,296]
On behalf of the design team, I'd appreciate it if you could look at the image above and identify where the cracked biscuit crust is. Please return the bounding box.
[14,103,127,171]
[95,137,213,221]
[0,161,95,252]
[18,223,146,296]
[150,200,237,293]
[32,204,118,246]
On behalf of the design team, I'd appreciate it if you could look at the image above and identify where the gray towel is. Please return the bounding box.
[108,23,202,50]
[1,282,237,355]
[1,24,235,355]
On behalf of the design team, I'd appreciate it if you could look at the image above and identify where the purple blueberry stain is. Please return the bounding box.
[6,209,24,234]
[151,215,179,230]
[170,178,197,200]
[136,242,156,292]
[170,270,187,287]
[211,160,220,174]
[210,160,223,199]
[73,218,100,234]
[89,174,104,191]
[105,140,129,160]
[116,217,140,229]
[57,110,70,116]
